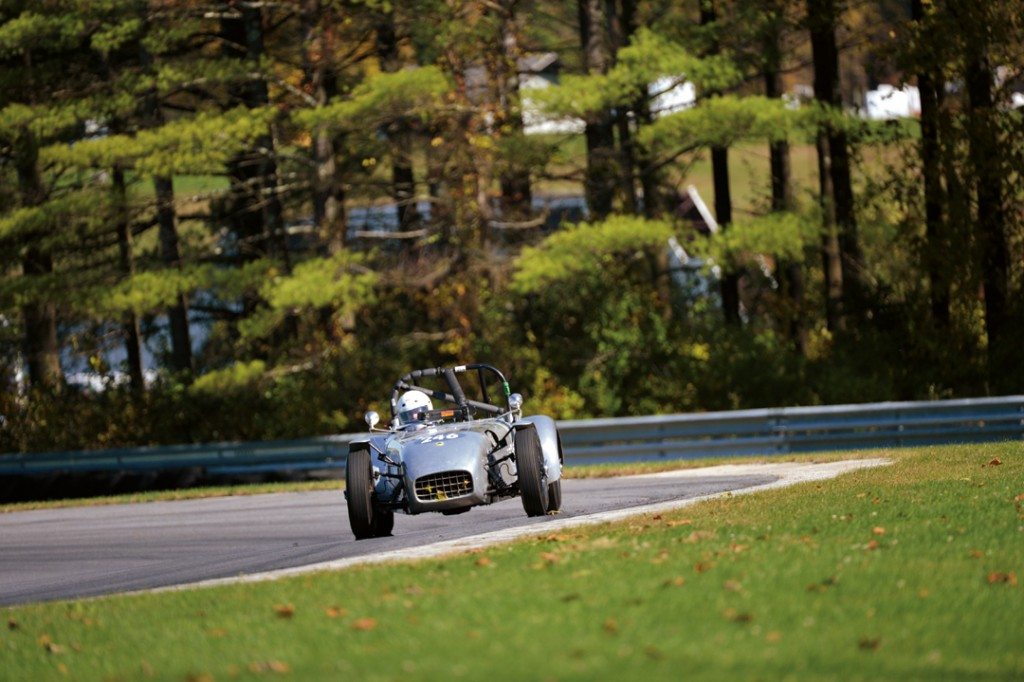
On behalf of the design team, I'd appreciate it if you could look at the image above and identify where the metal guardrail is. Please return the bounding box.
[1,395,1022,476]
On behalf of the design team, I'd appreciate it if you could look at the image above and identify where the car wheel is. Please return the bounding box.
[546,478,562,513]
[346,447,388,539]
[546,432,564,513]
[515,426,549,517]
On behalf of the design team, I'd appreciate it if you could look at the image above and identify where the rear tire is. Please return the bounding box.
[346,447,390,539]
[515,427,549,517]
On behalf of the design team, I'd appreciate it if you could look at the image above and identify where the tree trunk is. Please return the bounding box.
[491,0,533,219]
[700,1,740,324]
[816,131,844,331]
[221,7,289,265]
[154,176,194,373]
[764,23,805,354]
[808,0,846,331]
[578,0,616,220]
[136,12,193,375]
[113,168,144,392]
[14,132,62,390]
[302,0,348,253]
[911,0,950,329]
[374,7,421,230]
[965,56,1009,368]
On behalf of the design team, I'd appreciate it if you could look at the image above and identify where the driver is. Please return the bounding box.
[396,390,433,429]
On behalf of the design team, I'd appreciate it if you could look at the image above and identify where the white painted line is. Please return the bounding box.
[142,458,889,596]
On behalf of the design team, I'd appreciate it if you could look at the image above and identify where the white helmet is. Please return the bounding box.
[396,390,433,426]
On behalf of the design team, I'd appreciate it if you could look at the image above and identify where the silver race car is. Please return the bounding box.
[344,364,563,539]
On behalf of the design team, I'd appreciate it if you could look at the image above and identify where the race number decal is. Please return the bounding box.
[419,433,460,444]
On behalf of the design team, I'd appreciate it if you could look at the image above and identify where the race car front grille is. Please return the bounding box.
[415,470,473,501]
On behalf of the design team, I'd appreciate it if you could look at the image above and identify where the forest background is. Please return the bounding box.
[1,0,1022,453]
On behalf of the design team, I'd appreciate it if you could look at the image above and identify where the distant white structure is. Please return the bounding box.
[649,77,696,116]
[864,84,921,120]
[521,58,699,134]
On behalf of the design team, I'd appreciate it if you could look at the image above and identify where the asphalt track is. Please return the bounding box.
[0,471,777,606]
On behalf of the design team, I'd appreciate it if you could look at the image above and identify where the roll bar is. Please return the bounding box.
[389,364,511,421]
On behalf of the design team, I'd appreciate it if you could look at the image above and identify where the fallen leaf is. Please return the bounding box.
[206,627,228,638]
[273,603,295,619]
[268,661,291,674]
[544,534,570,543]
[602,618,619,634]
[918,588,930,598]
[539,552,560,565]
[56,662,68,675]
[186,673,214,682]
[666,518,692,527]
[872,527,886,536]
[729,543,748,554]
[325,606,348,618]
[765,631,782,643]
[807,576,839,592]
[589,536,618,549]
[682,530,716,544]
[866,540,880,551]
[723,608,753,623]
[694,561,715,573]
[644,645,664,660]
[988,457,1002,466]
[723,580,742,592]
[650,549,670,565]
[475,556,492,567]
[351,617,378,631]
[858,636,882,651]
[651,515,663,521]
[987,572,1018,586]
[663,576,686,587]
[969,549,984,558]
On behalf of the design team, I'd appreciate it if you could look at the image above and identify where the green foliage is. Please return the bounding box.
[512,215,675,293]
[699,210,819,269]
[296,66,449,131]
[640,95,808,150]
[531,29,740,118]
[41,108,279,177]
[189,359,267,396]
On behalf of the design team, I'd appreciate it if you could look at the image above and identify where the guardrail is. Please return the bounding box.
[1,395,1022,476]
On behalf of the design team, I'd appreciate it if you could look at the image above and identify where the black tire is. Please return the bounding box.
[515,427,549,517]
[546,478,562,513]
[346,447,387,540]
[545,432,564,513]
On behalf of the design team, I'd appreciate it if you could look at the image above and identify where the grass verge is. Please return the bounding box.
[2,441,1022,680]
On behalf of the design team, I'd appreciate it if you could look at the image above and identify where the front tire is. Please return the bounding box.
[545,432,564,513]
[346,447,391,539]
[515,427,549,517]
[546,478,562,513]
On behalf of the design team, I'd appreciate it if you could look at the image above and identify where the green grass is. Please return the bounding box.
[2,441,1022,680]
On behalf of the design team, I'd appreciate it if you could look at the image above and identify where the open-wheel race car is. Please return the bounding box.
[344,364,563,539]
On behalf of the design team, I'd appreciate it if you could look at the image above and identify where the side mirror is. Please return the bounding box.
[508,393,524,412]
[364,411,380,430]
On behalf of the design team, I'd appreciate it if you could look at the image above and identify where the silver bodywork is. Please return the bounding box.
[353,413,562,515]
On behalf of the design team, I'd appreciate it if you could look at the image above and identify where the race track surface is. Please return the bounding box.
[0,471,774,606]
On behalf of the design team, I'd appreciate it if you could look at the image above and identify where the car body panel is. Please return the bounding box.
[516,415,562,483]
